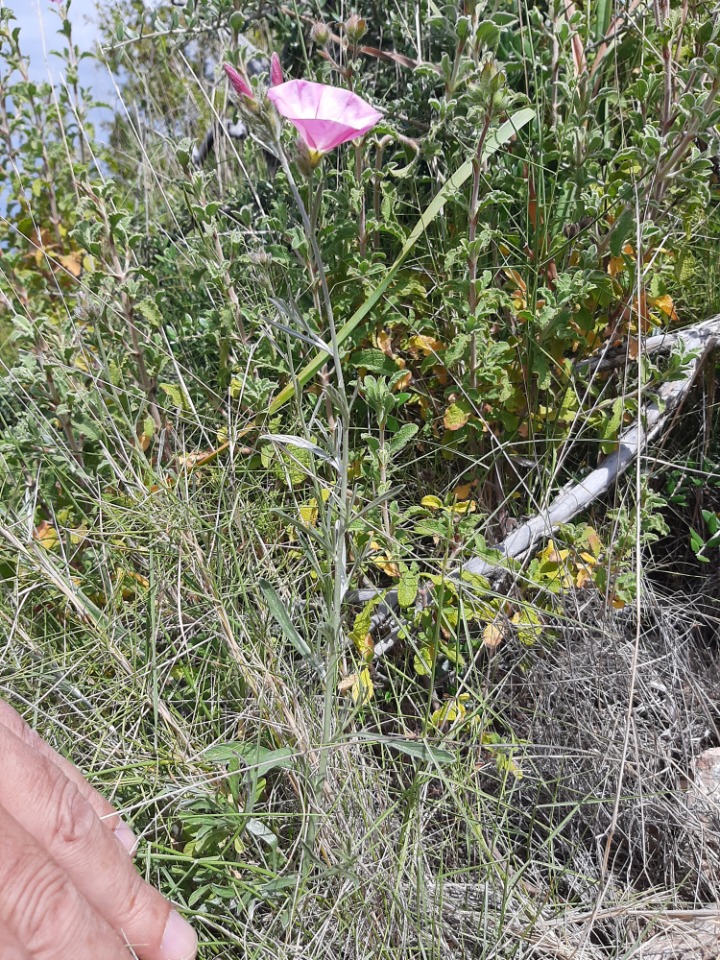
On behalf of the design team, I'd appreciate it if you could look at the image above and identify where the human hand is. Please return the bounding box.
[0,699,197,960]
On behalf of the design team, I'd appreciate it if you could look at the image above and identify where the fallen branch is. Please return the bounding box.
[577,315,720,375]
[351,316,720,629]
[465,317,720,577]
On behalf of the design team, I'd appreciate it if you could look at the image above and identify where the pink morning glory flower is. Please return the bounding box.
[267,80,382,161]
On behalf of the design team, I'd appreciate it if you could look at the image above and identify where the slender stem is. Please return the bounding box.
[355,144,367,257]
[467,111,493,389]
[303,172,325,323]
[373,136,392,251]
[378,420,391,538]
[447,37,467,96]
[279,150,345,395]
[63,12,87,166]
[212,228,247,342]
[276,144,351,826]
[468,112,492,314]
[102,218,163,431]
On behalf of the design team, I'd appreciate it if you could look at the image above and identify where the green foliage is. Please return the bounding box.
[2,0,720,953]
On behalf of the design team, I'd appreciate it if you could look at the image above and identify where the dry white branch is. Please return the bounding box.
[461,316,720,580]
[579,314,720,374]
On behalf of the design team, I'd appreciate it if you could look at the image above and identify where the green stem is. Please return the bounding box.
[279,149,344,395]
[277,143,351,844]
[467,111,493,389]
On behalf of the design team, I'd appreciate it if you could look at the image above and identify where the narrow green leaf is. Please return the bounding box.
[259,579,316,664]
[355,732,455,764]
[269,108,536,413]
[594,0,613,43]
[204,742,296,774]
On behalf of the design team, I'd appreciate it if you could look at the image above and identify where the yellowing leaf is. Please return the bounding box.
[407,335,445,356]
[650,293,678,321]
[352,667,374,706]
[448,499,476,515]
[503,267,527,292]
[340,669,374,706]
[584,527,603,557]
[69,524,88,546]
[453,481,474,501]
[539,539,569,563]
[430,693,470,728]
[421,495,444,511]
[376,329,395,357]
[511,607,543,644]
[33,521,59,551]
[115,567,149,600]
[298,499,320,528]
[58,251,83,277]
[372,554,400,578]
[177,442,230,470]
[350,596,382,653]
[355,632,375,663]
[392,370,412,391]
[443,400,472,431]
[607,256,626,277]
[125,570,150,589]
[483,621,504,649]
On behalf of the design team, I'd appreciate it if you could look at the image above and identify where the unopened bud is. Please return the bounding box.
[310,20,330,45]
[270,52,284,86]
[224,63,254,101]
[344,14,367,43]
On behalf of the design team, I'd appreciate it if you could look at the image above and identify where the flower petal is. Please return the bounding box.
[267,79,382,154]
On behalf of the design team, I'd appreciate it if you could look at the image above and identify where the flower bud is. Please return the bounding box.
[310,20,330,45]
[224,63,254,101]
[344,14,367,43]
[270,52,284,87]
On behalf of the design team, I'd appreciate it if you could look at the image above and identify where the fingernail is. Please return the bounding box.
[160,910,197,960]
[113,821,137,856]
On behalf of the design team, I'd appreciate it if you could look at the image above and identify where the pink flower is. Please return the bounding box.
[267,80,382,159]
[270,53,284,87]
[224,63,254,101]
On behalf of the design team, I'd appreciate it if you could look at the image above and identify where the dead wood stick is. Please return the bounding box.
[462,317,719,578]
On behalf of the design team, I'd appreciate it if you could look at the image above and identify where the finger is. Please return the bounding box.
[0,806,132,960]
[0,925,31,960]
[0,700,136,853]
[0,723,197,960]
